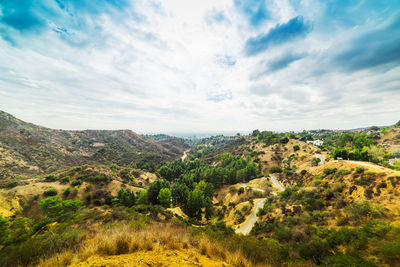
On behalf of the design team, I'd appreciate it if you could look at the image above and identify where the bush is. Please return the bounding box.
[63,187,71,197]
[269,166,282,173]
[355,167,364,174]
[324,253,375,266]
[299,236,330,264]
[6,181,18,188]
[379,240,400,265]
[293,145,300,151]
[40,196,84,218]
[60,176,70,184]
[311,158,321,166]
[45,174,58,182]
[323,168,336,175]
[71,179,82,186]
[110,163,119,171]
[0,215,10,245]
[345,202,371,222]
[238,187,245,195]
[43,188,58,196]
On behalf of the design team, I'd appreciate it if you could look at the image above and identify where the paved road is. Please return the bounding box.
[235,198,266,235]
[235,175,284,235]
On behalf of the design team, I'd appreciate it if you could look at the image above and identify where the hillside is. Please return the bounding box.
[0,111,190,178]
[1,117,400,267]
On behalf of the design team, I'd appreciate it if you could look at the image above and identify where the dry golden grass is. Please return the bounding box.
[36,222,254,267]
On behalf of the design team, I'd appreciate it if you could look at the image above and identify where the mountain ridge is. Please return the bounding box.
[0,111,190,178]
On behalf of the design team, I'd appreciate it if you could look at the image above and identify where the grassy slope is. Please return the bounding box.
[0,111,190,178]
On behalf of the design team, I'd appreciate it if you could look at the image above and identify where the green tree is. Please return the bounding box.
[252,129,260,137]
[117,188,136,207]
[187,190,204,220]
[148,179,170,205]
[158,188,172,208]
[137,190,148,204]
[39,196,64,217]
[0,215,10,245]
[171,183,190,206]
[40,196,84,218]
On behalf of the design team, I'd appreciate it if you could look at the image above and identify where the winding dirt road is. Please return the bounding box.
[235,175,284,235]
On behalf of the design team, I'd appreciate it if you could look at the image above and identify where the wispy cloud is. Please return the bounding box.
[0,0,399,132]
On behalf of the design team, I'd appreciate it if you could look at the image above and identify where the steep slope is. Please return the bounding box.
[0,111,190,178]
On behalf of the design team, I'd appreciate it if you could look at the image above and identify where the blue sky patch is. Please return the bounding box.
[245,16,312,56]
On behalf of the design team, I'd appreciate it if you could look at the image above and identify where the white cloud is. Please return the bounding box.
[0,0,399,133]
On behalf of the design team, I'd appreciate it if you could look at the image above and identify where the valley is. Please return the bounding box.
[1,111,400,267]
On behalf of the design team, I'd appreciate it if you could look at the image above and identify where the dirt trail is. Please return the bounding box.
[235,175,284,235]
[181,149,190,161]
[344,160,394,172]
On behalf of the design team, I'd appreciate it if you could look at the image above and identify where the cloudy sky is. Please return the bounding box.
[0,0,399,134]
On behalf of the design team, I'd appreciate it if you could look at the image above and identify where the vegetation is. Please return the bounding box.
[1,111,399,266]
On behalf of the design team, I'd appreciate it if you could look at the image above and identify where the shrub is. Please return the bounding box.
[345,202,371,222]
[300,169,307,175]
[293,145,300,151]
[379,240,400,265]
[323,168,337,175]
[299,236,330,264]
[40,196,84,218]
[60,176,70,184]
[43,188,58,196]
[0,215,10,245]
[269,166,282,173]
[6,181,18,188]
[63,188,71,197]
[45,174,58,182]
[85,193,93,203]
[71,179,82,186]
[238,187,245,195]
[324,253,376,266]
[110,163,119,171]
[311,158,321,166]
[355,167,364,174]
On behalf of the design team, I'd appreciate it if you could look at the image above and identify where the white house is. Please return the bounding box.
[307,139,324,146]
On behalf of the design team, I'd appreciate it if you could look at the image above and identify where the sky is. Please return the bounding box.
[0,0,399,134]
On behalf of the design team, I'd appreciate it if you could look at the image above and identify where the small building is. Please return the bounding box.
[307,139,324,146]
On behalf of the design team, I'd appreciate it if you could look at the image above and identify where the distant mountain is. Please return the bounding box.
[0,111,190,178]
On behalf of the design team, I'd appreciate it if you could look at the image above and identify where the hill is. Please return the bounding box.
[1,116,400,267]
[0,111,190,178]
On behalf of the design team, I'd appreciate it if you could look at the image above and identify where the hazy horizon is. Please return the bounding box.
[0,0,399,132]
